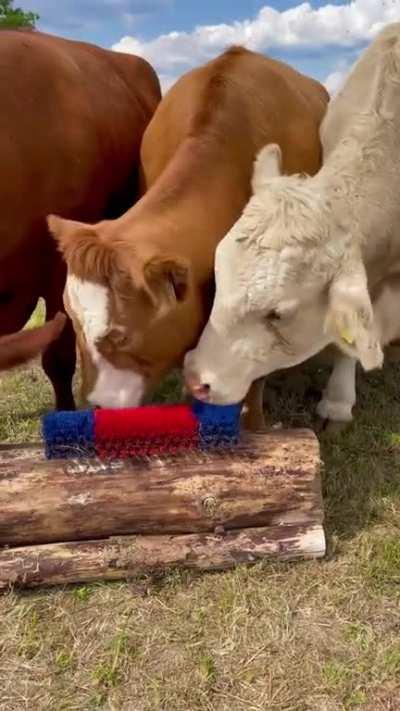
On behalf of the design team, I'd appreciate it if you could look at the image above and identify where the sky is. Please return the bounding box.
[21,0,400,94]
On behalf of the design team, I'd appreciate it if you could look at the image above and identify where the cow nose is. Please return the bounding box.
[185,372,211,401]
[192,382,211,400]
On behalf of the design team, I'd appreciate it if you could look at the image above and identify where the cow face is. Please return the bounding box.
[184,144,383,405]
[48,216,191,408]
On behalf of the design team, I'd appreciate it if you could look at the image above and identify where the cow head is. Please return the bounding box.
[184,143,383,405]
[48,215,193,408]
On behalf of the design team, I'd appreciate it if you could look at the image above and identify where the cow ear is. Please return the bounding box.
[325,263,383,371]
[47,215,90,250]
[141,253,189,316]
[252,143,282,193]
[47,214,115,279]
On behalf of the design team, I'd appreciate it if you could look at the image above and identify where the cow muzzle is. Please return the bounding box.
[184,353,238,405]
[184,346,262,406]
[184,370,212,402]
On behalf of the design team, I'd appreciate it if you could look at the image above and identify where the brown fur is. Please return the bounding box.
[188,48,246,136]
[0,30,160,407]
[50,47,329,410]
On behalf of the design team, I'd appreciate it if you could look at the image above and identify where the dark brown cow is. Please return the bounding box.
[49,47,328,427]
[0,30,160,408]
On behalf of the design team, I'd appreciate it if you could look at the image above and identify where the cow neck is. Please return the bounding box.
[320,149,400,287]
[115,136,250,269]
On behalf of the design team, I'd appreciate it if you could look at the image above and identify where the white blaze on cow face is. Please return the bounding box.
[66,276,109,344]
[66,275,145,408]
[184,143,382,405]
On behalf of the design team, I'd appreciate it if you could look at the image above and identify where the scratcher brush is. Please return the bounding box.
[42,400,242,459]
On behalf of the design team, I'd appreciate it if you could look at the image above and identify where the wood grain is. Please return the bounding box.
[0,431,322,546]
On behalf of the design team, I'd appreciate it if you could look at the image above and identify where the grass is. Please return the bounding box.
[1,310,400,709]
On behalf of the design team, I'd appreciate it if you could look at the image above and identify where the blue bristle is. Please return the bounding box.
[42,410,96,459]
[192,399,242,447]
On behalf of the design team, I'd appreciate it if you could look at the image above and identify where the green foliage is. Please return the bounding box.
[0,0,39,29]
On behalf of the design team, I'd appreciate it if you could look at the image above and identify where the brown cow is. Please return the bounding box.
[49,47,328,428]
[0,30,160,408]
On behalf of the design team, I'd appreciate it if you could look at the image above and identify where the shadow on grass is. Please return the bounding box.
[265,360,400,542]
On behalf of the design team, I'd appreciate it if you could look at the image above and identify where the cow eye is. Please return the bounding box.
[116,333,130,346]
[108,328,129,346]
[265,309,281,322]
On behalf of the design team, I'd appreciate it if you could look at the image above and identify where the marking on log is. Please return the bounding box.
[65,460,124,475]
[68,493,93,506]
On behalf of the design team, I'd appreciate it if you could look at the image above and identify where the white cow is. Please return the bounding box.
[184,23,400,424]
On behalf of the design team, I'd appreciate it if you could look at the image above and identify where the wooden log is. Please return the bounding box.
[0,522,326,589]
[0,430,322,546]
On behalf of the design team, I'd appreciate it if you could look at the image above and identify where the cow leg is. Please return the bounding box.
[316,354,356,424]
[41,256,76,410]
[241,378,267,431]
[41,306,76,410]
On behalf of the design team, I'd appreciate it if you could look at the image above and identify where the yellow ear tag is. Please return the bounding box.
[340,327,354,345]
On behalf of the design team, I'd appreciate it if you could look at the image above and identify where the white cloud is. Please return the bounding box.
[113,0,400,89]
[324,66,350,95]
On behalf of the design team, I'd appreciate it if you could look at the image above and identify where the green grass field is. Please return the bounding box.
[1,310,400,710]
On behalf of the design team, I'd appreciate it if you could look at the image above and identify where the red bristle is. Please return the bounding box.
[94,405,199,458]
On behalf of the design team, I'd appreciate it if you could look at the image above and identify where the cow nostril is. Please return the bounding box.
[192,381,211,400]
[185,371,212,400]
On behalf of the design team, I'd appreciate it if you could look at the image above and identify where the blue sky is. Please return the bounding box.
[21,0,400,93]
[23,1,347,46]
